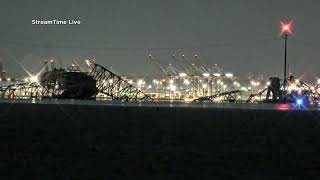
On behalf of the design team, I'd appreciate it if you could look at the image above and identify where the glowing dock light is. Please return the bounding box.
[202,84,208,89]
[203,73,210,77]
[240,87,248,91]
[234,81,240,87]
[213,73,221,77]
[183,79,190,85]
[179,73,187,78]
[225,73,233,78]
[30,76,38,83]
[137,79,144,86]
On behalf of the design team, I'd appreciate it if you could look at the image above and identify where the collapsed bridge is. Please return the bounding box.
[88,63,151,101]
[0,63,151,101]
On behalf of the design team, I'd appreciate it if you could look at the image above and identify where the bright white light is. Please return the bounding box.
[153,79,159,84]
[203,73,210,77]
[225,73,233,78]
[240,87,247,91]
[213,73,221,77]
[317,79,320,84]
[266,81,271,86]
[7,78,11,81]
[183,79,190,85]
[202,84,208,88]
[288,85,297,92]
[233,81,240,87]
[24,78,29,82]
[169,79,174,84]
[137,79,144,86]
[179,73,187,78]
[30,75,38,83]
[169,85,176,91]
[85,59,92,67]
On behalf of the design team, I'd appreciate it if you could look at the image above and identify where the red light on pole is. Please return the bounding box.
[280,21,293,35]
[279,20,294,101]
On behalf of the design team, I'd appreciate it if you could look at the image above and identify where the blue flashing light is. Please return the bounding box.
[296,99,303,106]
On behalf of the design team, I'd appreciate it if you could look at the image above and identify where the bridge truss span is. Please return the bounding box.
[88,63,152,101]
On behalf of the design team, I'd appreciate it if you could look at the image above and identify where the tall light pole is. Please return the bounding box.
[280,21,293,99]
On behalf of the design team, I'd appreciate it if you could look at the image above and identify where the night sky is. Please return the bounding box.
[1,0,320,81]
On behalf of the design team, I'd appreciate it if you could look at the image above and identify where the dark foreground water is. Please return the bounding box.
[1,99,320,179]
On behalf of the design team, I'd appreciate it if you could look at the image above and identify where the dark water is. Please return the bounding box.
[1,99,319,110]
[1,99,320,179]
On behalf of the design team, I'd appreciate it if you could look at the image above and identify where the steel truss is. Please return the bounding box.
[195,90,242,102]
[0,82,45,99]
[88,63,151,101]
[246,88,268,103]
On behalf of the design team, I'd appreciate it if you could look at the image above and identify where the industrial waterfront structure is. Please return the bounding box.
[0,57,319,106]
